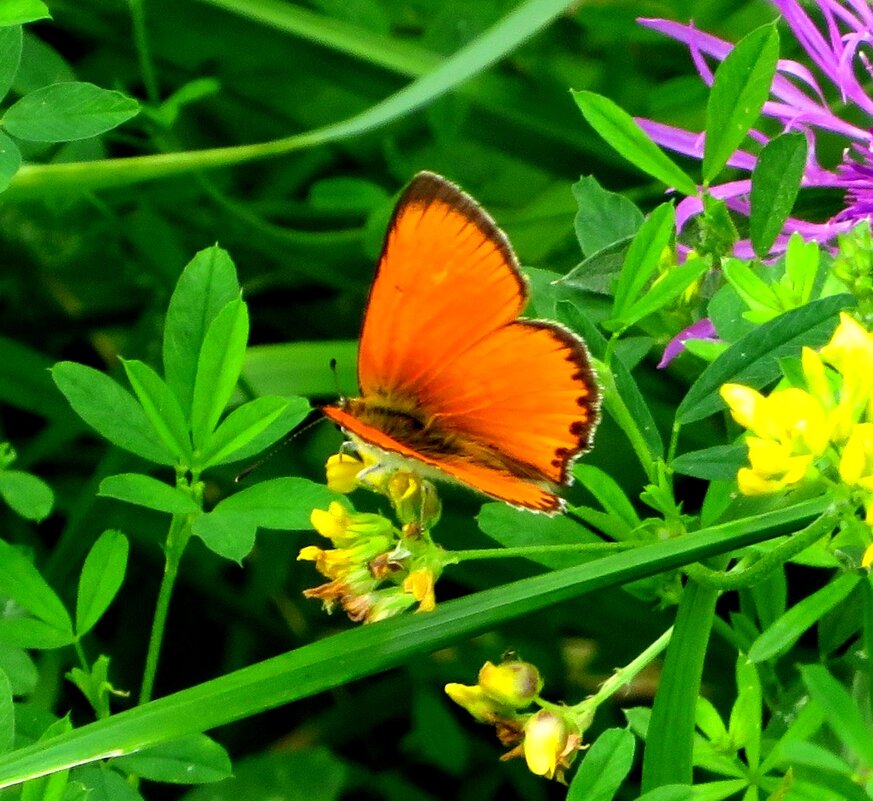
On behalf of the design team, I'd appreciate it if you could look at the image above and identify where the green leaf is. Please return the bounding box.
[477,503,608,570]
[642,581,718,791]
[0,27,22,103]
[802,664,873,767]
[0,497,829,787]
[615,257,709,332]
[198,396,306,469]
[0,131,21,192]
[612,203,675,319]
[557,236,631,295]
[671,445,748,481]
[2,82,138,142]
[572,90,698,196]
[67,655,117,720]
[728,656,761,769]
[111,734,231,784]
[560,303,663,460]
[748,573,861,663]
[778,740,853,775]
[695,697,728,745]
[572,464,640,529]
[572,176,644,258]
[21,716,71,801]
[703,25,780,182]
[676,294,854,424]
[0,644,37,696]
[635,788,694,801]
[0,1,49,26]
[0,539,70,632]
[75,531,128,638]
[190,299,249,448]
[163,246,240,417]
[181,749,347,801]
[723,260,781,321]
[567,727,635,801]
[73,764,143,801]
[120,359,191,462]
[784,233,820,303]
[0,668,12,755]
[192,477,338,563]
[0,618,74,650]
[0,470,53,521]
[51,362,176,465]
[750,132,807,258]
[98,474,199,515]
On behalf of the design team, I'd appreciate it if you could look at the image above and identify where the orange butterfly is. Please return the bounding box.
[323,172,600,513]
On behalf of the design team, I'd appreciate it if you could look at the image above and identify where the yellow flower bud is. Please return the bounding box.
[522,709,580,782]
[388,472,442,528]
[478,660,543,708]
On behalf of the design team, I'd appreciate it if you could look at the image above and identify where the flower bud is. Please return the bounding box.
[445,683,510,724]
[478,660,542,708]
[522,709,581,782]
[388,472,442,528]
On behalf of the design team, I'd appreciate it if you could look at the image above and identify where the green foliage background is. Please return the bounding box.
[0,1,839,800]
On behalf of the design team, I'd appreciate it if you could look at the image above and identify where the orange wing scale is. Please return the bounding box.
[323,172,600,513]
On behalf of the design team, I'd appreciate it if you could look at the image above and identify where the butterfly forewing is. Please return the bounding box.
[358,173,525,399]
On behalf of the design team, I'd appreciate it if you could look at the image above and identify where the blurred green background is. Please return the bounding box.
[0,1,779,798]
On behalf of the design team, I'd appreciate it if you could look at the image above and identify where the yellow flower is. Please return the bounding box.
[402,567,437,612]
[478,660,543,709]
[309,501,392,546]
[862,543,873,568]
[445,683,512,724]
[735,438,814,495]
[325,452,371,494]
[721,385,830,454]
[820,313,873,375]
[839,423,873,491]
[521,710,581,783]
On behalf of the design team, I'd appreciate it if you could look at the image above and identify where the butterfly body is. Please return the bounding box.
[323,172,600,513]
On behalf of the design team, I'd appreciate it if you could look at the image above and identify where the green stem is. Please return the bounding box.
[682,507,839,591]
[448,542,637,562]
[138,515,191,705]
[667,421,681,467]
[128,0,160,104]
[597,361,658,483]
[6,0,578,198]
[74,641,89,672]
[570,626,673,729]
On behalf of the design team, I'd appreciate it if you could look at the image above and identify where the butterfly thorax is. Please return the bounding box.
[337,393,555,485]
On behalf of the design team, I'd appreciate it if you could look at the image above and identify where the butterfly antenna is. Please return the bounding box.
[330,357,345,398]
[234,410,326,483]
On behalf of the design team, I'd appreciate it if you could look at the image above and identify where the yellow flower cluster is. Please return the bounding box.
[721,313,873,563]
[299,452,445,623]
[445,659,582,783]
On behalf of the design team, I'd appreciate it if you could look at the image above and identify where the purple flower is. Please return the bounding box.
[658,318,719,368]
[638,0,873,250]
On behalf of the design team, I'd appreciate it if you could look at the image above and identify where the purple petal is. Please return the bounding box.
[658,319,718,368]
[636,119,757,171]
